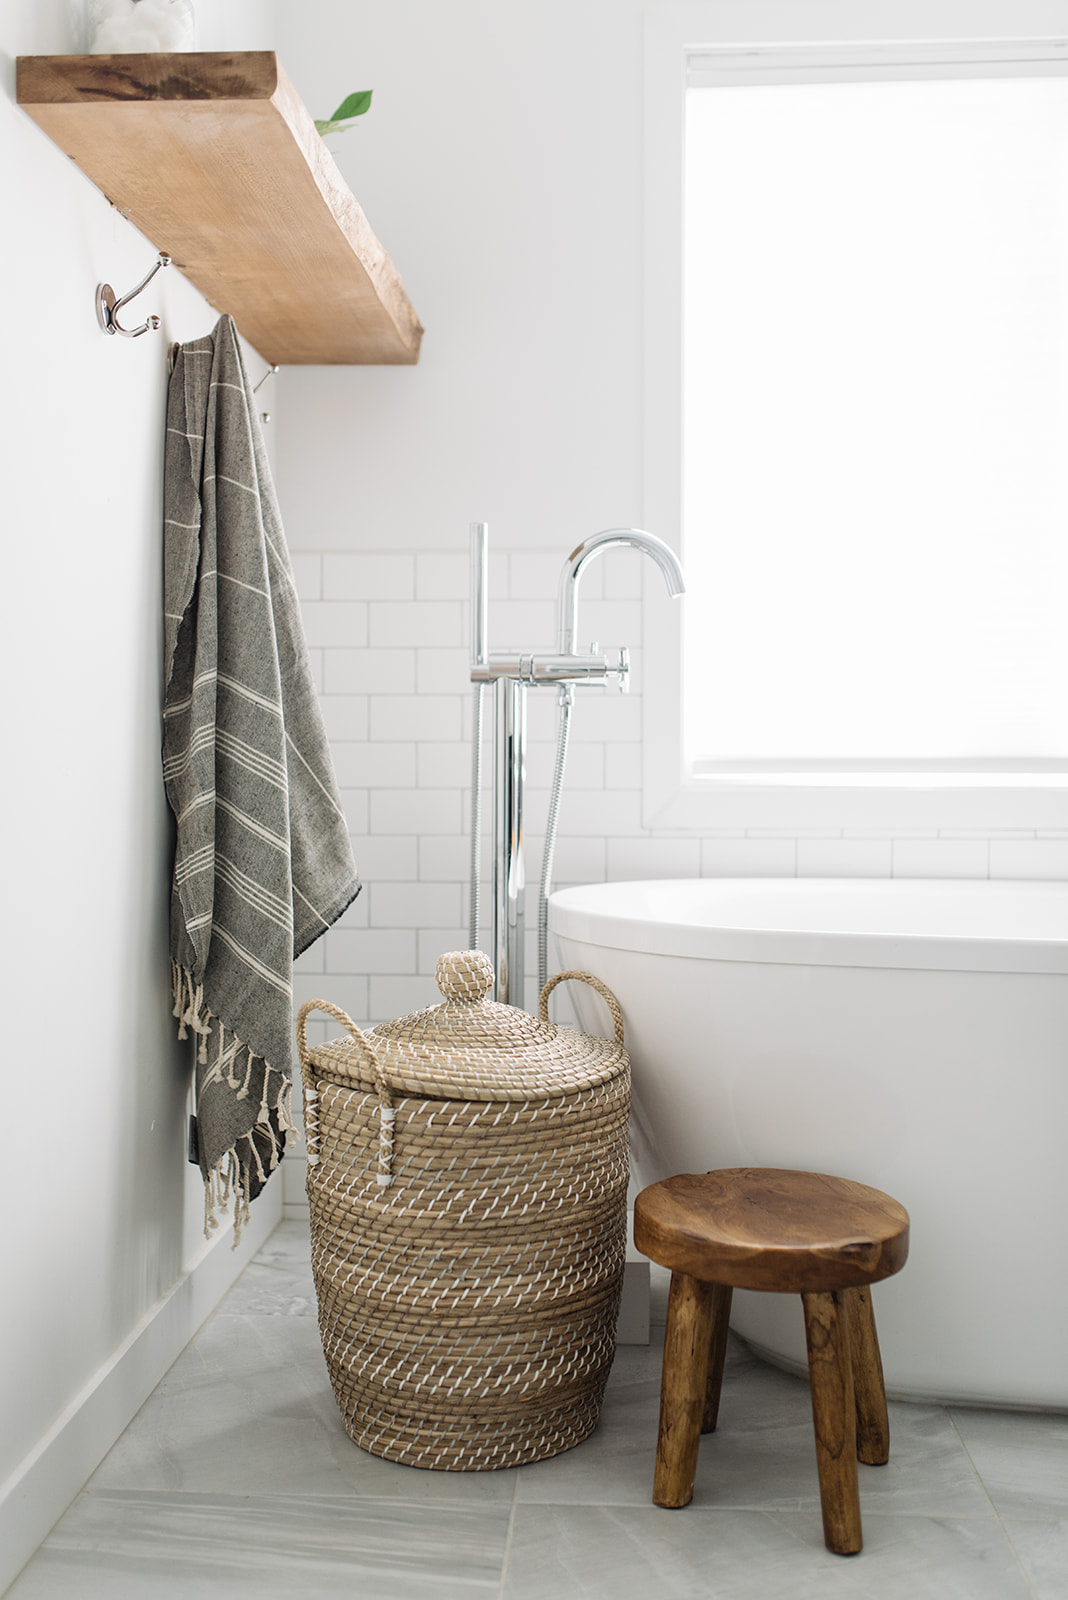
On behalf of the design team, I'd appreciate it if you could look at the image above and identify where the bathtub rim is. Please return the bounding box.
[547,877,1068,975]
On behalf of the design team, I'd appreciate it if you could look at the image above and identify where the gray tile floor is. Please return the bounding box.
[7,1219,1066,1599]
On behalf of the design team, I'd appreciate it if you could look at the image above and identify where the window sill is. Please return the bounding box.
[643,771,1068,834]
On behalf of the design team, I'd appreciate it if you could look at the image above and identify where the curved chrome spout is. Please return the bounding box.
[557,527,685,654]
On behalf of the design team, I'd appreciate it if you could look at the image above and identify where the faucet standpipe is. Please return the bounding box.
[469,524,684,1007]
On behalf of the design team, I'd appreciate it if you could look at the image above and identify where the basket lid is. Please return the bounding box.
[306,950,628,1102]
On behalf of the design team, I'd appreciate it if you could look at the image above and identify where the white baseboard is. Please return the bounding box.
[0,1183,282,1596]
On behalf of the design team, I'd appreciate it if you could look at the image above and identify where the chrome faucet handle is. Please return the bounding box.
[608,646,630,693]
[591,644,629,693]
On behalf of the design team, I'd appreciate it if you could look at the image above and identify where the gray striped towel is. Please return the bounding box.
[163,315,359,1238]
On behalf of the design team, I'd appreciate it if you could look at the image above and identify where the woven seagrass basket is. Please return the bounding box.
[296,948,630,1471]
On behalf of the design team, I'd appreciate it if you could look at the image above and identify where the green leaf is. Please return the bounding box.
[329,89,373,122]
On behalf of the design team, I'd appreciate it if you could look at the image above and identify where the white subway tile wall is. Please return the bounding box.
[893,838,990,878]
[798,838,894,877]
[990,838,1068,878]
[283,547,1061,1211]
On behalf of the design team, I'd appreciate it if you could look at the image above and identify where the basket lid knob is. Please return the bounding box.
[436,949,495,1004]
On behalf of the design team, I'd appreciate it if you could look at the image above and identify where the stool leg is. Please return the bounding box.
[653,1272,716,1508]
[845,1285,890,1466]
[702,1283,733,1433]
[802,1289,862,1556]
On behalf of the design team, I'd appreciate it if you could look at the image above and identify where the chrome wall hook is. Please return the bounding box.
[96,253,171,338]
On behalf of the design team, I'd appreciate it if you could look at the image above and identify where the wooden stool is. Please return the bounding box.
[634,1167,910,1556]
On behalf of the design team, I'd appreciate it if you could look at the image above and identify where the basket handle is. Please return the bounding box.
[538,970,625,1048]
[295,999,397,1188]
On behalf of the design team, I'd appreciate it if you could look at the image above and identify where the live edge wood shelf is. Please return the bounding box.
[16,51,424,366]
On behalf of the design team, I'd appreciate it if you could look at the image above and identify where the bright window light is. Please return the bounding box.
[683,76,1068,768]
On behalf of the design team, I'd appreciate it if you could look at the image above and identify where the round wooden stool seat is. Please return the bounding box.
[634,1167,910,1294]
[634,1167,910,1557]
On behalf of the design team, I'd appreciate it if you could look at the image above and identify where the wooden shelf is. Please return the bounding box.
[16,52,423,366]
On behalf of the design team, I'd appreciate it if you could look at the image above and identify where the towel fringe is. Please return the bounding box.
[172,964,217,1056]
[275,1074,298,1138]
[235,1162,251,1245]
[172,963,189,1040]
[257,1071,271,1127]
[203,1148,235,1236]
[247,1128,267,1187]
[236,1046,255,1101]
[172,967,293,1245]
[200,1144,253,1249]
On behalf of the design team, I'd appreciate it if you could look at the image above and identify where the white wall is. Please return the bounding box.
[277,0,645,555]
[274,0,1068,1116]
[0,2,280,1585]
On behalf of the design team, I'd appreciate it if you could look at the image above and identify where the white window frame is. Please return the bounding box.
[641,0,1068,833]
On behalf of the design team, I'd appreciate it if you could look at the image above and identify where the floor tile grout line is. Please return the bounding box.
[945,1409,1042,1600]
[508,1502,1003,1521]
[495,1474,520,1600]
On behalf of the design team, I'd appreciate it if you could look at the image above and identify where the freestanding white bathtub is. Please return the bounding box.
[549,878,1068,1409]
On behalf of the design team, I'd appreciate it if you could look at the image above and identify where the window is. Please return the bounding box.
[642,6,1068,832]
